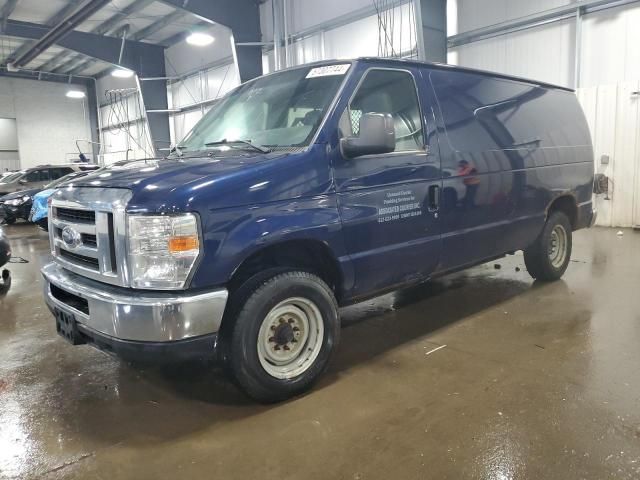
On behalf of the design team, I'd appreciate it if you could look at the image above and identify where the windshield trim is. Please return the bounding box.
[173,60,356,156]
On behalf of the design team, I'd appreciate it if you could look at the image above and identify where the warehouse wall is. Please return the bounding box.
[0,77,91,170]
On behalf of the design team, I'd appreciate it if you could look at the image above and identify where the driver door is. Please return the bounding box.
[333,67,442,299]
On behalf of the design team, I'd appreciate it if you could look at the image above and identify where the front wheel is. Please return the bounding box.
[227,270,339,403]
[524,211,572,281]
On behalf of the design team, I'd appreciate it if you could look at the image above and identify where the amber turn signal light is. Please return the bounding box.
[168,235,199,253]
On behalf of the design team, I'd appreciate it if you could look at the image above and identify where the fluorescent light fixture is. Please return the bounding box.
[111,67,135,78]
[66,90,85,99]
[186,32,214,46]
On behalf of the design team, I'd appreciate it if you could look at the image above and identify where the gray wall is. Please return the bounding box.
[0,77,92,169]
[0,117,20,172]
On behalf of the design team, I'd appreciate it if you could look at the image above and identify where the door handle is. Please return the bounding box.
[428,185,440,212]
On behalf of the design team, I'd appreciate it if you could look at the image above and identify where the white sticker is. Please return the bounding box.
[306,64,351,78]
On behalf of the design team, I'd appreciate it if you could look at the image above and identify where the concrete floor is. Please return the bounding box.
[0,224,639,479]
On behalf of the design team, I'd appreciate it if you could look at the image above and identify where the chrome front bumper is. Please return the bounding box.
[42,262,228,343]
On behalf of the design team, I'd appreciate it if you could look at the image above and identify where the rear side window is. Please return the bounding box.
[25,169,50,182]
[51,167,74,179]
[340,69,424,152]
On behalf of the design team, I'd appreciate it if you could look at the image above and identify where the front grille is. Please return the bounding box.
[55,207,95,224]
[50,187,131,287]
[81,233,97,248]
[50,284,89,315]
[60,250,100,270]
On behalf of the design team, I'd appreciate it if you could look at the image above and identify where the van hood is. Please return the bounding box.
[71,153,285,190]
[67,146,331,214]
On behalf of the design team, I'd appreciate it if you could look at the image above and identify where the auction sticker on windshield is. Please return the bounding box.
[306,64,350,78]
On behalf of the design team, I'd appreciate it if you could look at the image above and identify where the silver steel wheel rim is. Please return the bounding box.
[257,297,325,380]
[548,224,568,268]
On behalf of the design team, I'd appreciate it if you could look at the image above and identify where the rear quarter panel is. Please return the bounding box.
[428,68,593,270]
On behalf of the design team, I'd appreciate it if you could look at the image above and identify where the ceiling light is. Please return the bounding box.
[111,67,135,78]
[66,90,85,99]
[186,32,214,46]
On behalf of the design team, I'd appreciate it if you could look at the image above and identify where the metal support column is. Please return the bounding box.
[84,79,101,161]
[413,0,447,63]
[574,7,583,89]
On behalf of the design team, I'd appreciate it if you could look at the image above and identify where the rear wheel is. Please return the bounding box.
[524,211,572,281]
[226,270,339,403]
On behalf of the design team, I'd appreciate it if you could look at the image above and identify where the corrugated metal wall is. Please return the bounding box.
[578,84,640,228]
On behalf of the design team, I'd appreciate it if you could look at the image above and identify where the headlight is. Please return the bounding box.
[128,213,201,289]
[5,195,30,206]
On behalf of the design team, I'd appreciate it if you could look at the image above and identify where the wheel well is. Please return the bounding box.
[548,195,578,229]
[228,240,343,300]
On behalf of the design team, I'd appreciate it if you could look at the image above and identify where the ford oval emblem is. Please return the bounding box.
[61,226,81,249]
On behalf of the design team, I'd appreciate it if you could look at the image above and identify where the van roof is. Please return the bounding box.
[299,57,575,93]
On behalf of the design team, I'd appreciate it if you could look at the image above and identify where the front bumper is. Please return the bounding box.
[0,202,30,222]
[42,262,228,360]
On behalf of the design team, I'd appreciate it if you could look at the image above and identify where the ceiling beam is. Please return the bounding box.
[41,0,156,73]
[0,66,91,85]
[9,0,111,67]
[2,0,84,65]
[64,9,187,76]
[0,0,20,33]
[4,19,166,76]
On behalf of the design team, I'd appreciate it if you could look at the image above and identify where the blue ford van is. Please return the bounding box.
[42,58,595,402]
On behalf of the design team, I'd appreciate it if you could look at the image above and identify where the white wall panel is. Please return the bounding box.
[456,0,573,33]
[450,19,574,88]
[323,3,417,60]
[580,3,640,88]
[577,82,640,228]
[172,110,204,145]
[170,75,203,108]
[205,65,239,100]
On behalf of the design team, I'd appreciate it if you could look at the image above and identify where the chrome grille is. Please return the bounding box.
[55,207,96,224]
[49,187,132,287]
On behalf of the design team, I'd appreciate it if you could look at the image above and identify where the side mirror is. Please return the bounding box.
[340,113,395,158]
[19,179,27,185]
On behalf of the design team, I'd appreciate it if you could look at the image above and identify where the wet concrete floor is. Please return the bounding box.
[0,224,639,479]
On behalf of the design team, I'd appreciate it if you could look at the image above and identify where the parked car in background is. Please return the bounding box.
[0,171,18,182]
[0,163,98,196]
[29,170,95,230]
[41,58,595,402]
[0,169,97,225]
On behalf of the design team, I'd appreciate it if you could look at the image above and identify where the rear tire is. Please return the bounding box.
[524,211,572,281]
[226,270,339,403]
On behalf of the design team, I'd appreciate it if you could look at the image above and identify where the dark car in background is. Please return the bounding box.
[0,169,97,225]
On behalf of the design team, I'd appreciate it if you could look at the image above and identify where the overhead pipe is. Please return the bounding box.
[9,0,111,68]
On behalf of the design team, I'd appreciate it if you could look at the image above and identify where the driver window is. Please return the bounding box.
[340,69,423,152]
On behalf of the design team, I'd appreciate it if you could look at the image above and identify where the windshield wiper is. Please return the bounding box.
[205,138,271,154]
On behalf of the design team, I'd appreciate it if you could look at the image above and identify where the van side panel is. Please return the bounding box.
[428,69,593,272]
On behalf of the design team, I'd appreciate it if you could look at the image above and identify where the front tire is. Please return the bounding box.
[227,270,339,403]
[524,211,572,281]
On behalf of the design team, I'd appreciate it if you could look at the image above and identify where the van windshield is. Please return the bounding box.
[176,64,351,154]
